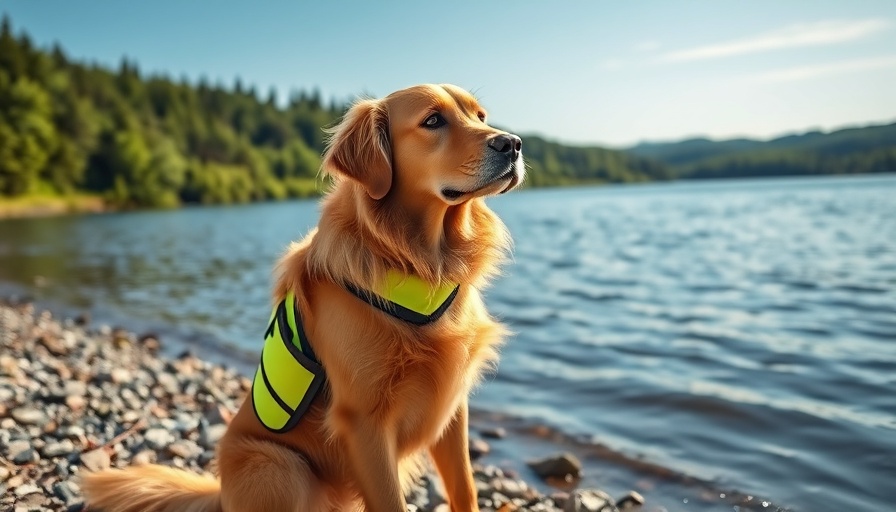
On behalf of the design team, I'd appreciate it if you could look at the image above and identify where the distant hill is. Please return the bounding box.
[521,134,671,187]
[628,123,896,179]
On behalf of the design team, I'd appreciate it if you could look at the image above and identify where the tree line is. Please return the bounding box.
[627,123,896,179]
[0,16,672,210]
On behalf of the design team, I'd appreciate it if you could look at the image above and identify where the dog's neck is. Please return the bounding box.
[308,182,510,292]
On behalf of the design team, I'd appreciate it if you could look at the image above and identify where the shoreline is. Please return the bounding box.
[0,301,647,511]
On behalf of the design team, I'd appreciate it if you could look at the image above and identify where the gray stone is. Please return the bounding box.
[480,426,507,439]
[468,438,491,460]
[80,448,111,472]
[54,481,80,505]
[7,439,38,464]
[11,407,48,426]
[493,478,529,499]
[528,452,583,480]
[167,440,203,460]
[424,474,448,508]
[198,421,227,450]
[615,490,644,510]
[564,489,618,512]
[42,439,76,458]
[144,428,174,450]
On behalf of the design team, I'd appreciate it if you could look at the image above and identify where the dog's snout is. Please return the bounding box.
[488,134,522,157]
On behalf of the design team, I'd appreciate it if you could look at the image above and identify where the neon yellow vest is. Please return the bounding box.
[252,272,459,433]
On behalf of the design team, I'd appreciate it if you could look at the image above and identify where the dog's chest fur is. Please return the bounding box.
[309,281,504,453]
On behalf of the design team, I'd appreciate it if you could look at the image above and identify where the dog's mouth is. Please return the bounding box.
[442,166,517,201]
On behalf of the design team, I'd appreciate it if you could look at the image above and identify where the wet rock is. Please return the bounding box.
[480,426,507,439]
[564,490,618,512]
[11,407,48,426]
[469,438,491,460]
[139,333,161,352]
[74,312,91,326]
[80,448,111,472]
[528,452,582,481]
[615,491,644,510]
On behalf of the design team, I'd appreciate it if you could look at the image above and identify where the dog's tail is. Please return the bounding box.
[81,464,222,512]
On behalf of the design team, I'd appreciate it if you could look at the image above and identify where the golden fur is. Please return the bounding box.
[81,83,525,512]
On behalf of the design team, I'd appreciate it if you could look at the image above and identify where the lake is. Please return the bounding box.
[1,175,894,511]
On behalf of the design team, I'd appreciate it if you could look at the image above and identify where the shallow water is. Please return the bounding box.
[1,175,894,511]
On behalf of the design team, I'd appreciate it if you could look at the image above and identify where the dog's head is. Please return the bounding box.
[323,84,524,204]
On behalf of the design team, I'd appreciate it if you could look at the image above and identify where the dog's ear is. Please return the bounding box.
[323,99,392,200]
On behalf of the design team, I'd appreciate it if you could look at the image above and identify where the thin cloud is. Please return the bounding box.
[750,55,896,83]
[663,19,891,63]
[635,40,662,52]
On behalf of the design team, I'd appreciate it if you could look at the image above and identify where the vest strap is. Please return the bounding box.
[345,272,459,326]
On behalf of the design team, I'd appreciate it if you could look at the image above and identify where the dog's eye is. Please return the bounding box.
[477,112,486,122]
[422,113,446,129]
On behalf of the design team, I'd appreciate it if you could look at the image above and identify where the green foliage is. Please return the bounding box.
[628,123,896,179]
[0,16,341,208]
[523,134,671,186]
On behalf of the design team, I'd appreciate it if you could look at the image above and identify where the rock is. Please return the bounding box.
[492,478,529,500]
[198,421,227,450]
[11,407,48,426]
[139,333,161,352]
[42,439,76,458]
[66,394,87,411]
[74,312,91,326]
[564,490,618,512]
[424,474,447,508]
[14,483,41,496]
[615,491,644,510]
[132,450,157,465]
[551,492,570,508]
[0,466,9,481]
[528,452,582,481]
[167,440,203,460]
[54,481,81,505]
[80,448,111,472]
[62,380,87,398]
[144,428,174,450]
[7,439,38,464]
[480,426,507,439]
[110,368,132,384]
[405,481,429,510]
[469,438,491,460]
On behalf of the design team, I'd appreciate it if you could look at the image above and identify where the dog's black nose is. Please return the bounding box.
[488,134,522,158]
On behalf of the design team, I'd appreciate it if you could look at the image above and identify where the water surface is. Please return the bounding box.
[1,175,894,511]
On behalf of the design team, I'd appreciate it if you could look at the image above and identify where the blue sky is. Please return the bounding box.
[3,0,895,146]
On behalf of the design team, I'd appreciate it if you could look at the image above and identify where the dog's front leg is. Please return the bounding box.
[429,398,479,512]
[341,412,406,512]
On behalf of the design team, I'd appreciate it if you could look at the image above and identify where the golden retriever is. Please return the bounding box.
[82,83,525,512]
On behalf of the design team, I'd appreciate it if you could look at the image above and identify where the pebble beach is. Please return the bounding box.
[0,301,644,512]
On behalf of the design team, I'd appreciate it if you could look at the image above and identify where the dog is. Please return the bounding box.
[81,83,525,512]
